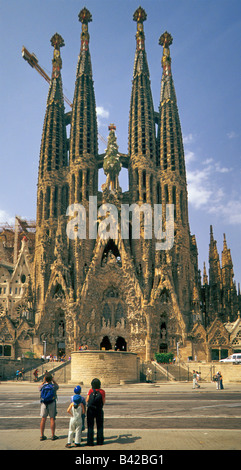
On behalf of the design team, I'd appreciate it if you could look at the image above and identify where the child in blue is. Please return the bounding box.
[71,385,86,431]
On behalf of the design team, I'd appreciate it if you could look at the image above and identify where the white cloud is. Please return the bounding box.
[185,150,196,165]
[187,165,213,208]
[185,145,237,223]
[227,131,238,139]
[183,133,194,145]
[214,162,231,173]
[0,210,15,225]
[208,199,241,225]
[96,106,109,120]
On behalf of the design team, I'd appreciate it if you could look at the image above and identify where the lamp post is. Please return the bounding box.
[43,340,46,359]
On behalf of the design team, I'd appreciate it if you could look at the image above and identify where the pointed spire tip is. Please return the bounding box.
[78,7,92,24]
[133,6,147,23]
[50,33,65,49]
[159,31,173,47]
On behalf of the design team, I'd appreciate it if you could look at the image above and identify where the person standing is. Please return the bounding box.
[71,385,86,431]
[65,395,85,448]
[220,372,224,389]
[215,371,221,390]
[39,373,59,441]
[86,378,105,446]
[192,370,200,389]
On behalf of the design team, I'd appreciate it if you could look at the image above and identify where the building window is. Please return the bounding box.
[0,345,11,357]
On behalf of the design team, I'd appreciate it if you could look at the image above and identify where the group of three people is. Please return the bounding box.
[39,373,105,447]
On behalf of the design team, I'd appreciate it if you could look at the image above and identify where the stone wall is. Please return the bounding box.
[70,350,140,386]
[188,362,241,383]
[0,358,44,380]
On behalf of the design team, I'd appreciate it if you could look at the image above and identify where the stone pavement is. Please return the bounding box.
[0,381,241,451]
[1,427,241,451]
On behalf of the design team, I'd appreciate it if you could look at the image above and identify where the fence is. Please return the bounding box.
[141,360,214,383]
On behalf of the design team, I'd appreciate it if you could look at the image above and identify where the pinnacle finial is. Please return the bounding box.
[133,6,147,23]
[51,33,65,50]
[159,31,173,70]
[159,31,173,48]
[50,33,64,78]
[133,7,147,50]
[78,7,92,51]
[78,7,92,24]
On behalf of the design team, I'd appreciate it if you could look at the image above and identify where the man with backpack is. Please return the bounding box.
[86,378,105,446]
[39,373,59,441]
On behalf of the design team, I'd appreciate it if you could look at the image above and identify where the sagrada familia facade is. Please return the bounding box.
[0,7,241,362]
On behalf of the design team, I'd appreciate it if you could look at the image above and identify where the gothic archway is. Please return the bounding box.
[115,336,127,351]
[100,336,112,350]
[101,239,122,266]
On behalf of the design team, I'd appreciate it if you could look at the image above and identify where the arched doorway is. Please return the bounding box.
[115,336,127,351]
[100,336,112,351]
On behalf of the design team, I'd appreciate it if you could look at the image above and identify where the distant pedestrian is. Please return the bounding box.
[39,373,59,441]
[192,370,200,389]
[86,378,105,446]
[16,370,20,381]
[33,369,38,382]
[66,395,85,448]
[220,372,224,390]
[215,371,223,390]
[215,371,221,389]
[196,371,201,385]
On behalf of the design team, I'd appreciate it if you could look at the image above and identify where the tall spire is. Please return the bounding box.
[157,32,185,177]
[69,7,98,164]
[38,33,67,181]
[128,7,156,167]
[208,225,222,317]
[222,233,234,286]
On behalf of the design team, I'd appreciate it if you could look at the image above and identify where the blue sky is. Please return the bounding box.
[0,0,241,285]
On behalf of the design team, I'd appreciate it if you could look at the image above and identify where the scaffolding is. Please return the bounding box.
[0,216,36,264]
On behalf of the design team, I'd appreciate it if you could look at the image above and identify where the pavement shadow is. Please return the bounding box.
[103,434,142,445]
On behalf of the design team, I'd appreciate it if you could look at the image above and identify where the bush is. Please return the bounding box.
[24,351,36,359]
[155,352,174,364]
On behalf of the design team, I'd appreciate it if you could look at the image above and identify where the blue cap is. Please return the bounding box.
[73,394,82,405]
[74,385,81,394]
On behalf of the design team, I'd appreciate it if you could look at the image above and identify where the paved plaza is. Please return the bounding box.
[0,381,241,452]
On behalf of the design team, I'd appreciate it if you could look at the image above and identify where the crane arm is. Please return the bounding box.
[22,46,71,107]
[22,46,106,143]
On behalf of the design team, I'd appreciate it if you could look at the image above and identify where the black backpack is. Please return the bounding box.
[88,389,103,409]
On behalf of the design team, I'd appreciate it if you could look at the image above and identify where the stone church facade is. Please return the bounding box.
[0,7,241,362]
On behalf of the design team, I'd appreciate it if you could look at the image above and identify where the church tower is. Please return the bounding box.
[156,30,201,327]
[68,7,98,301]
[33,33,69,317]
[128,7,157,300]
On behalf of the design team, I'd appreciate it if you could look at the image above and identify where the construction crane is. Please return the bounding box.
[22,46,107,144]
[22,46,73,108]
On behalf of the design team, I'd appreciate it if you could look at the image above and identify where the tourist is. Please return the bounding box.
[215,371,223,390]
[39,373,59,441]
[71,385,86,431]
[33,369,38,382]
[66,394,85,448]
[196,370,201,385]
[86,378,105,446]
[220,372,224,389]
[192,370,200,389]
